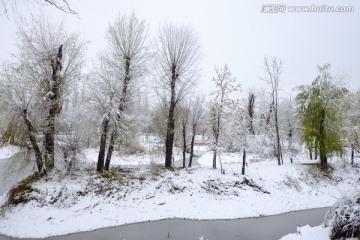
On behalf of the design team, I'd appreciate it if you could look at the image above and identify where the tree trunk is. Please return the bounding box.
[104,56,131,171]
[309,148,313,160]
[319,141,327,166]
[165,98,176,168]
[165,66,177,169]
[213,114,221,169]
[212,149,217,169]
[22,110,45,174]
[104,128,116,171]
[97,113,110,172]
[248,93,255,135]
[44,45,63,170]
[314,139,318,160]
[242,148,246,175]
[319,109,327,166]
[274,109,282,165]
[351,143,354,165]
[182,123,186,168]
[189,132,195,167]
[44,108,56,169]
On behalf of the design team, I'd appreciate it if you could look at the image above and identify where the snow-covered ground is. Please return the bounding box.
[0,146,358,238]
[0,145,21,159]
[280,225,331,240]
[281,224,358,240]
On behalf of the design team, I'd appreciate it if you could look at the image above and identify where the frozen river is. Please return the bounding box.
[0,207,329,240]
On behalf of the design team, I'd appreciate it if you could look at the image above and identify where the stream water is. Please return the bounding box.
[0,207,329,240]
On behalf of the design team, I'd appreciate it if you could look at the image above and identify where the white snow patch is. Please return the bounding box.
[280,225,330,240]
[0,145,21,159]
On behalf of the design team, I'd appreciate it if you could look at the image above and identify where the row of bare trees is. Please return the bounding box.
[1,12,358,176]
[208,56,286,172]
[92,14,203,171]
[0,12,206,173]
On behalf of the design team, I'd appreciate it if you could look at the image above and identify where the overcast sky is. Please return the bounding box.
[0,0,359,97]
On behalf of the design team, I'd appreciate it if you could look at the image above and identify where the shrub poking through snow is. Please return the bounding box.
[324,190,360,239]
[99,170,125,183]
[282,175,302,192]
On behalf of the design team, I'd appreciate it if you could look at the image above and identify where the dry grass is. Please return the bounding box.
[7,172,41,205]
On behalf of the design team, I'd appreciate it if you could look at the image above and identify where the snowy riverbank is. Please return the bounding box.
[0,147,359,238]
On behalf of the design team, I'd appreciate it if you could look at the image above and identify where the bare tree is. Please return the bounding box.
[188,95,205,167]
[92,61,119,172]
[95,12,149,172]
[210,65,241,171]
[0,63,45,173]
[155,24,201,169]
[261,56,283,165]
[14,17,84,171]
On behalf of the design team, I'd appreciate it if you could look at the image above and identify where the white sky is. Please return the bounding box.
[0,0,359,97]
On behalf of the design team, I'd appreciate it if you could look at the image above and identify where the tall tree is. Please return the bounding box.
[155,24,201,169]
[210,65,241,170]
[17,18,84,171]
[262,56,283,165]
[96,12,149,172]
[92,61,118,172]
[296,64,347,166]
[0,18,84,174]
[43,44,63,169]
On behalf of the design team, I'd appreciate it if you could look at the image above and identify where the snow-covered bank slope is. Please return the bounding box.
[280,225,331,240]
[0,152,359,238]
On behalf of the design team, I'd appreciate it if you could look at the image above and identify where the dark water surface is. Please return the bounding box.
[0,207,329,240]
